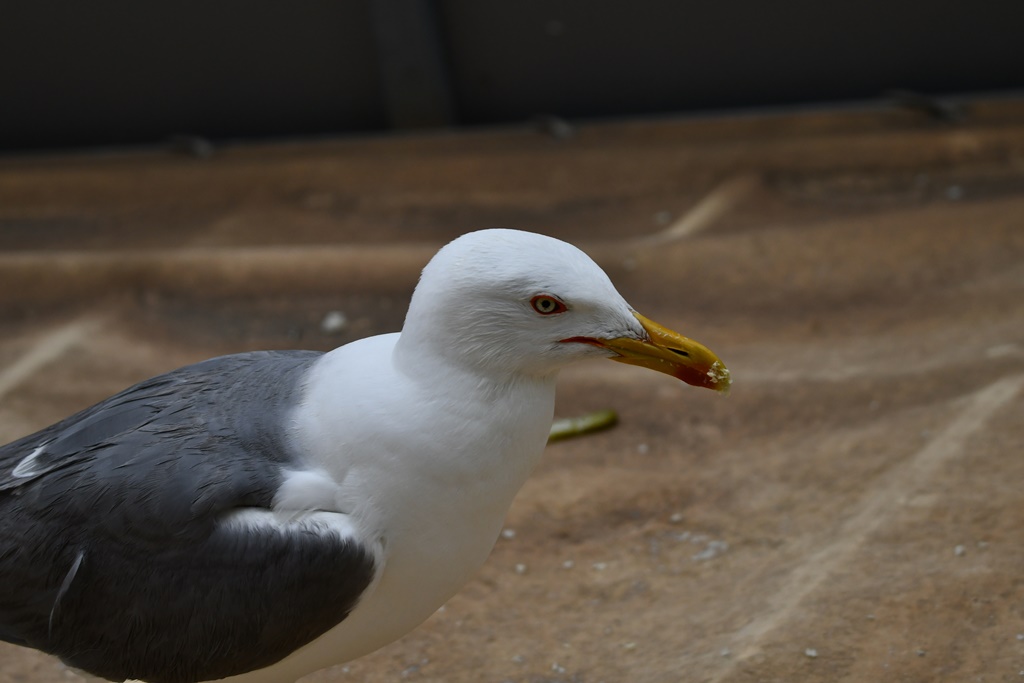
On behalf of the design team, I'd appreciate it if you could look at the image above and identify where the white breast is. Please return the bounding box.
[212,334,555,682]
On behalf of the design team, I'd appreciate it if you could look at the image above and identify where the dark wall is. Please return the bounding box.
[1,2,386,150]
[2,1,1023,152]
[439,1,1024,122]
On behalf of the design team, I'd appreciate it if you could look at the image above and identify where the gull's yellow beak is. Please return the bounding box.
[592,312,730,392]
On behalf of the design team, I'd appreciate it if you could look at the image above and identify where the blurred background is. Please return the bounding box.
[2,3,1024,683]
[3,0,1023,151]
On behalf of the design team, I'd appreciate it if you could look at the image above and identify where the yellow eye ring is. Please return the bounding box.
[530,295,568,315]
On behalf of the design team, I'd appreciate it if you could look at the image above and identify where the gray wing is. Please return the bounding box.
[0,351,377,683]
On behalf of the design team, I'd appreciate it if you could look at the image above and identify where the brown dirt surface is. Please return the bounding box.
[2,99,1024,682]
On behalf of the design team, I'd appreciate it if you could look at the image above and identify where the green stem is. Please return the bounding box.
[548,409,619,442]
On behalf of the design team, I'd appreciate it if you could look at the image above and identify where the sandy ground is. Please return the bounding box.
[1,99,1024,682]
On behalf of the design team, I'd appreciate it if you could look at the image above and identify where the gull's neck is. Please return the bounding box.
[390,330,558,500]
[294,332,557,539]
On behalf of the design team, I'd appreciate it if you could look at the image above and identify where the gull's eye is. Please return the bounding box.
[530,294,568,315]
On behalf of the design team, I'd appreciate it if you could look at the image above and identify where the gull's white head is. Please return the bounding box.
[398,229,729,391]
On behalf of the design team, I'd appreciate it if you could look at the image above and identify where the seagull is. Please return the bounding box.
[0,229,729,683]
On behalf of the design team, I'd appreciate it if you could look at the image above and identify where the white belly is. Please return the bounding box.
[212,508,506,683]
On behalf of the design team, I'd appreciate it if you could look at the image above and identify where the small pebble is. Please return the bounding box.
[562,559,575,569]
[501,529,516,539]
[954,544,967,557]
[534,115,575,140]
[720,648,732,657]
[514,563,527,574]
[804,648,818,658]
[945,185,964,201]
[692,540,729,561]
[1016,633,1024,641]
[511,654,525,664]
[636,443,650,455]
[551,662,566,674]
[321,311,348,335]
[167,135,214,158]
[669,512,684,524]
[916,649,927,657]
[592,562,608,571]
[623,642,636,650]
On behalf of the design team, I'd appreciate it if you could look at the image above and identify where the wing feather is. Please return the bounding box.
[0,351,380,683]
